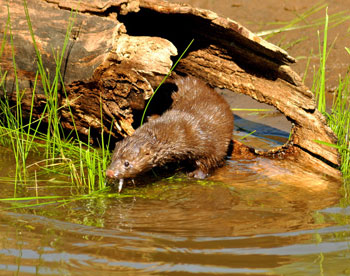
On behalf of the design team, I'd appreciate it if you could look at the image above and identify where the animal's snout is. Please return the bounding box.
[106,169,116,179]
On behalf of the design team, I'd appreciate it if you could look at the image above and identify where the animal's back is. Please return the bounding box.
[171,76,234,161]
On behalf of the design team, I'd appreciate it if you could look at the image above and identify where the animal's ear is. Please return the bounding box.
[139,145,154,156]
[112,140,124,154]
[114,138,127,149]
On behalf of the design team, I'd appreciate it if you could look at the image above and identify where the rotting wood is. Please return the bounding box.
[0,0,340,179]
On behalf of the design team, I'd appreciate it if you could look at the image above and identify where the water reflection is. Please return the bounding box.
[1,207,350,275]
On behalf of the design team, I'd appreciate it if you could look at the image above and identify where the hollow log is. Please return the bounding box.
[0,0,340,178]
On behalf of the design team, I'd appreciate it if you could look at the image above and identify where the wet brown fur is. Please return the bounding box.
[106,76,234,180]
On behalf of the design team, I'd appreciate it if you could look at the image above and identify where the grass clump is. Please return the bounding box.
[326,73,350,177]
[311,9,350,180]
[0,2,111,202]
[260,4,350,181]
[314,10,350,179]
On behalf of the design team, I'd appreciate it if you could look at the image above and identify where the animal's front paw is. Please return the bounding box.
[188,169,208,179]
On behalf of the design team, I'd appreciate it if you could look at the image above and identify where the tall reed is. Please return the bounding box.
[261,5,350,179]
[327,73,350,178]
[0,2,111,196]
[312,9,350,179]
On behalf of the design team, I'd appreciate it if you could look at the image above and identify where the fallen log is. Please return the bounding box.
[0,0,340,178]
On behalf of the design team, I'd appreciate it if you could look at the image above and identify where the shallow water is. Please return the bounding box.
[0,124,349,275]
[1,1,350,275]
[0,88,348,276]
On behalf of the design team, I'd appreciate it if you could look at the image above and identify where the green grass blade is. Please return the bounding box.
[140,39,194,126]
[317,8,328,113]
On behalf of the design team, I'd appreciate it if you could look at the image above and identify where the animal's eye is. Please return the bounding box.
[124,161,129,167]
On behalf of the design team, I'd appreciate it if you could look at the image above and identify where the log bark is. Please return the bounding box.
[0,0,341,178]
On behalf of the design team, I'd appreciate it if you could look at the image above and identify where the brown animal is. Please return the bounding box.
[106,76,234,191]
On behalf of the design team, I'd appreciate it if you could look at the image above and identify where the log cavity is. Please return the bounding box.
[221,90,292,151]
[118,8,284,81]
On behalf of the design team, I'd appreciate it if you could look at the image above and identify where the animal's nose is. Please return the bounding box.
[106,170,116,178]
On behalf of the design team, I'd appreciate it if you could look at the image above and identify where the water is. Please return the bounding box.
[0,94,348,275]
[0,133,348,275]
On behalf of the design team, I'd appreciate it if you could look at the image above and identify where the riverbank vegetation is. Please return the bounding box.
[0,4,112,206]
[260,5,350,180]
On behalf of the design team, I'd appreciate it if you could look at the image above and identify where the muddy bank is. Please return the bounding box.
[168,0,350,91]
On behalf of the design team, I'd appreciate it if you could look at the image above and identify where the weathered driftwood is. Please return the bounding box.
[0,0,340,178]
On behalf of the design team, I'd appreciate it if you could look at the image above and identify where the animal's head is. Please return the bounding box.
[106,136,155,191]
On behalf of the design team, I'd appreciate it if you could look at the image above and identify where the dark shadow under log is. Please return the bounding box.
[0,0,340,179]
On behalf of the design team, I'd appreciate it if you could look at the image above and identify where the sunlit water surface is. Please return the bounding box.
[0,113,349,275]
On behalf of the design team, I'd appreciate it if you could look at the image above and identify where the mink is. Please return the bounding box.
[106,76,234,191]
